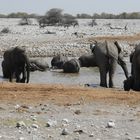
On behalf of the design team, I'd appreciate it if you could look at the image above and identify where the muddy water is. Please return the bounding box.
[0,57,131,88]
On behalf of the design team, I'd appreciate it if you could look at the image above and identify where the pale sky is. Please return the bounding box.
[0,0,139,15]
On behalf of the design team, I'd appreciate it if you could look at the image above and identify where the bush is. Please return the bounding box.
[46,8,63,25]
[19,17,32,25]
[1,27,10,33]
[62,14,79,27]
[88,19,97,27]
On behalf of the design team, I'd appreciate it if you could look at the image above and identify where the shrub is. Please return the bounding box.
[19,17,32,25]
[1,27,10,33]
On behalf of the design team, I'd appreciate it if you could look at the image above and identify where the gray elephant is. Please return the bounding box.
[78,54,97,67]
[124,44,140,91]
[51,55,68,69]
[63,59,80,73]
[89,40,128,88]
[2,47,30,83]
[29,58,49,72]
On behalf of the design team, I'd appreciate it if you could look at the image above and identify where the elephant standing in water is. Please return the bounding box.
[124,44,140,91]
[63,59,80,73]
[2,47,30,83]
[89,40,128,88]
[51,55,68,69]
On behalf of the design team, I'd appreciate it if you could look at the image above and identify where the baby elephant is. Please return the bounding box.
[63,59,80,73]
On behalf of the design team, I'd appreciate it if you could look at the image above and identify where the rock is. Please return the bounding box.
[19,137,24,140]
[46,120,57,127]
[62,118,69,124]
[61,128,69,135]
[135,136,140,139]
[15,104,20,109]
[106,120,115,128]
[32,124,39,129]
[74,129,85,134]
[74,110,81,115]
[16,121,26,128]
[89,133,94,137]
[30,115,37,121]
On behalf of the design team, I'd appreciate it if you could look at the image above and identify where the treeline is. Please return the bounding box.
[1,11,140,19]
[77,12,140,19]
[0,12,38,18]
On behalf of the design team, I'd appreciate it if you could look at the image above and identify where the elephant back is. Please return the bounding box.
[63,59,80,73]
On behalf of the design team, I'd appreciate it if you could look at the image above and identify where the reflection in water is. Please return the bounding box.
[0,57,131,88]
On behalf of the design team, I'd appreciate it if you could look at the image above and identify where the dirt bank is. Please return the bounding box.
[0,82,139,106]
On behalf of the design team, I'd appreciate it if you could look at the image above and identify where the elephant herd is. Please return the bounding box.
[1,41,140,91]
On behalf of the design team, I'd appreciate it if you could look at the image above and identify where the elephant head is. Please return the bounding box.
[51,54,68,69]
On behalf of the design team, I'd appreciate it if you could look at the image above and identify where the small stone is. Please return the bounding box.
[19,137,24,140]
[74,110,81,115]
[135,136,140,139]
[15,104,20,109]
[61,128,69,135]
[62,118,69,124]
[125,137,132,140]
[89,133,94,137]
[32,124,39,129]
[46,120,57,127]
[106,121,115,128]
[74,129,85,134]
[18,130,23,134]
[16,121,26,128]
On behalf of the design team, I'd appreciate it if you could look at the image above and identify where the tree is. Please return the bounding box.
[45,8,63,25]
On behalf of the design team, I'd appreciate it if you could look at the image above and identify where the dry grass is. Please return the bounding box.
[87,33,140,42]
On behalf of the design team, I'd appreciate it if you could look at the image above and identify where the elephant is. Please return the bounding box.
[124,44,140,91]
[29,58,49,72]
[89,40,128,88]
[78,54,97,67]
[2,47,30,83]
[51,55,68,69]
[63,59,80,73]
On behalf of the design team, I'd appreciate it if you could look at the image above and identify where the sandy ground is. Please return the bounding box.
[0,82,140,140]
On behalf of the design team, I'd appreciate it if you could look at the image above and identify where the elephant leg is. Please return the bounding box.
[133,69,140,91]
[99,66,108,87]
[109,59,117,88]
[9,72,14,82]
[15,69,21,83]
[20,67,26,83]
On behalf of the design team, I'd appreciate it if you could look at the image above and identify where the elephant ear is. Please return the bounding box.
[90,41,97,53]
[105,40,119,60]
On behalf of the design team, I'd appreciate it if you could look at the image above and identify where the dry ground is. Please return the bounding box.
[0,82,140,106]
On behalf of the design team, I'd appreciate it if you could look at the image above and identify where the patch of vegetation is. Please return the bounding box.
[1,27,10,33]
